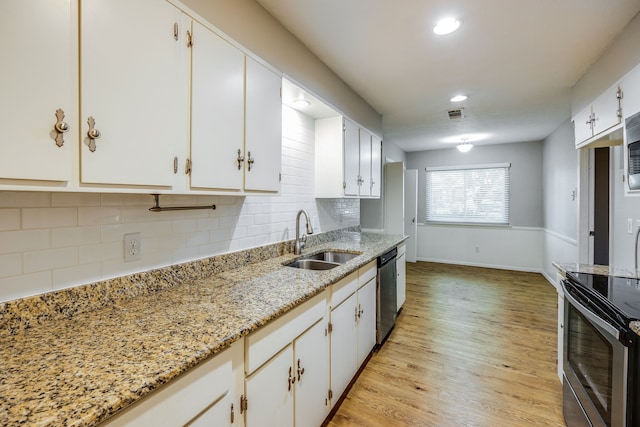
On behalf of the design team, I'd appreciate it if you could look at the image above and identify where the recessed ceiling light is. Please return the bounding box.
[292,99,310,108]
[433,17,462,35]
[450,95,468,102]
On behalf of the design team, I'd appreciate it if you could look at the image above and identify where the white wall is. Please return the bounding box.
[541,120,579,282]
[0,106,359,303]
[417,224,542,272]
[406,141,544,226]
[404,141,544,270]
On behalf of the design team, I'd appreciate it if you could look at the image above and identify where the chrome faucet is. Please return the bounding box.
[294,209,314,255]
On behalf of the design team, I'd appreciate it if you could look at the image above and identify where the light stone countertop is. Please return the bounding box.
[0,231,406,427]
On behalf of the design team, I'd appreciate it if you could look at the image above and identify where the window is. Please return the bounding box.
[426,163,510,225]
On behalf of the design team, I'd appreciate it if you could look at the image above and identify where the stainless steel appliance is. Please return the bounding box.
[376,247,397,344]
[626,110,640,190]
[562,272,639,427]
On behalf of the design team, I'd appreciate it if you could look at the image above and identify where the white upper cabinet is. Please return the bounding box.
[189,19,245,191]
[315,116,380,198]
[80,0,187,187]
[0,1,74,182]
[343,118,360,196]
[623,63,640,119]
[245,57,282,192]
[370,135,382,198]
[358,128,372,196]
[574,84,623,148]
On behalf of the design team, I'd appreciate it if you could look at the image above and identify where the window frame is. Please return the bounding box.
[425,163,511,226]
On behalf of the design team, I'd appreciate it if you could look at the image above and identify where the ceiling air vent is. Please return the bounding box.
[447,108,464,120]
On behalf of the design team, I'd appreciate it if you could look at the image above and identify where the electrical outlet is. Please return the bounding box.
[124,232,141,262]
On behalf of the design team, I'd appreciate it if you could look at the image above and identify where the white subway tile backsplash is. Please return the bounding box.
[52,193,101,207]
[0,254,21,279]
[0,106,360,302]
[24,247,78,274]
[78,207,123,226]
[0,229,50,255]
[0,191,51,208]
[51,226,101,248]
[0,209,21,231]
[0,271,52,301]
[22,208,77,229]
[53,263,102,290]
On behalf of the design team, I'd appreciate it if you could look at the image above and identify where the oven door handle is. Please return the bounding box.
[561,280,621,340]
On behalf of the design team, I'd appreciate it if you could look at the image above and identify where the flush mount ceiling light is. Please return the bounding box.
[457,137,473,153]
[450,94,468,102]
[433,17,462,35]
[292,98,310,108]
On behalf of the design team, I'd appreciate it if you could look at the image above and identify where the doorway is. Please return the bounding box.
[592,147,610,265]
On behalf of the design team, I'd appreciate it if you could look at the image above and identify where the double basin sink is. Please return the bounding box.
[285,250,361,271]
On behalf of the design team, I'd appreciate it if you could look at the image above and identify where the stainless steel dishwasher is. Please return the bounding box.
[376,247,397,344]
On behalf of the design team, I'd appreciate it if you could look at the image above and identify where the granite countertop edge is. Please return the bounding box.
[0,232,407,427]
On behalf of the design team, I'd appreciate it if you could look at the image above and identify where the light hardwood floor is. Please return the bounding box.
[326,262,566,427]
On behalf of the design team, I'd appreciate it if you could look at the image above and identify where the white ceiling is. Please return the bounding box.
[256,0,640,151]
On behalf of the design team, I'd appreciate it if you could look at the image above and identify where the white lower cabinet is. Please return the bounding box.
[329,261,377,407]
[396,244,407,312]
[101,339,243,426]
[244,291,329,427]
[556,272,565,383]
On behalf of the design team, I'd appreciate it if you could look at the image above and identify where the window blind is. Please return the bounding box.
[426,164,510,224]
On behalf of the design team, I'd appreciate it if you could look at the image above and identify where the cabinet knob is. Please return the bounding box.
[54,108,69,147]
[86,116,101,152]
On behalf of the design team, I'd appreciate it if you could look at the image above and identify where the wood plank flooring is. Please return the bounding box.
[326,262,566,427]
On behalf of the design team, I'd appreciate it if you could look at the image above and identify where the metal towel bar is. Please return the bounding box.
[149,194,216,212]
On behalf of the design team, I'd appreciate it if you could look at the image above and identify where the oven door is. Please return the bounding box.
[562,280,628,427]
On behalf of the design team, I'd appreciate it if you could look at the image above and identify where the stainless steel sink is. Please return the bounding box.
[303,251,360,264]
[286,259,340,270]
[285,250,362,270]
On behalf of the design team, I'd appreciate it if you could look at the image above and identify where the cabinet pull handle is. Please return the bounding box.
[359,305,364,318]
[247,151,255,172]
[185,158,192,175]
[297,358,305,381]
[237,149,244,170]
[230,403,234,423]
[87,116,101,152]
[288,366,295,391]
[173,157,178,174]
[53,108,69,147]
[173,22,179,41]
[186,30,193,47]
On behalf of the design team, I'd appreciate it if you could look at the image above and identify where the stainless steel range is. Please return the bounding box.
[562,272,639,427]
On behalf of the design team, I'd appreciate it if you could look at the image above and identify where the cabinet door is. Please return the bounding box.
[329,293,358,406]
[80,0,187,187]
[396,253,407,312]
[190,20,245,191]
[358,128,372,197]
[245,345,294,427]
[294,320,329,427]
[624,65,640,119]
[370,135,382,198]
[573,107,593,146]
[356,278,377,367]
[592,86,622,136]
[189,392,233,427]
[343,118,360,196]
[245,57,282,192]
[0,1,73,181]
